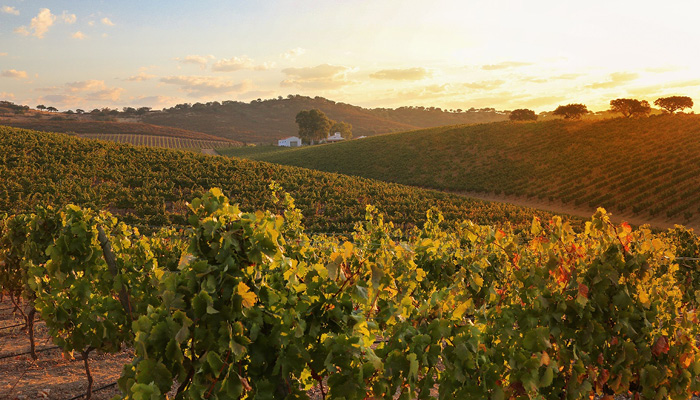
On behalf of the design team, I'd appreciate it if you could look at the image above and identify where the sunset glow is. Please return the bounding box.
[2,0,700,111]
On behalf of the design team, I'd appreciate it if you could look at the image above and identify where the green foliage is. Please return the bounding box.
[330,120,353,139]
[553,103,588,119]
[295,109,332,144]
[509,109,537,122]
[654,96,694,114]
[609,98,651,118]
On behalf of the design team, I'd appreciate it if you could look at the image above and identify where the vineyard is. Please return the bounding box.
[1,188,700,399]
[0,125,564,233]
[76,134,234,150]
[244,114,700,228]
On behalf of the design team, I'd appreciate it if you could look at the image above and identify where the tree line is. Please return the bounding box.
[510,96,694,122]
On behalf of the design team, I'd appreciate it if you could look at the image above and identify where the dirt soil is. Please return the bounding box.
[0,298,129,400]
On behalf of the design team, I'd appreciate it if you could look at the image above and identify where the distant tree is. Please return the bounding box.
[36,105,46,111]
[552,103,588,119]
[136,107,151,115]
[122,107,136,114]
[46,106,58,112]
[295,109,331,144]
[330,121,353,139]
[75,109,85,114]
[65,110,75,114]
[609,98,651,118]
[509,109,537,122]
[654,96,693,114]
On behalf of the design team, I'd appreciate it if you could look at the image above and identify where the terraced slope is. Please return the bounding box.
[240,114,700,228]
[77,133,233,149]
[0,125,566,233]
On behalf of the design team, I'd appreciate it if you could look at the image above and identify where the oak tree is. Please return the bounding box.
[509,109,537,122]
[295,109,331,144]
[654,96,693,114]
[609,98,651,118]
[552,103,588,119]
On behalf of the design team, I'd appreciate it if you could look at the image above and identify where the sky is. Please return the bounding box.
[2,0,700,112]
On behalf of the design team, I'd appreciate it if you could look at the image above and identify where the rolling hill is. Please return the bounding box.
[234,114,700,230]
[0,125,566,233]
[139,95,508,143]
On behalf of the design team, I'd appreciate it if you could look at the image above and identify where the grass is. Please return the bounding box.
[216,145,292,157]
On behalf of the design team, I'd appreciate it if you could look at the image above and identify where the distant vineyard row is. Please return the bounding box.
[246,114,700,227]
[77,133,234,149]
[0,126,563,233]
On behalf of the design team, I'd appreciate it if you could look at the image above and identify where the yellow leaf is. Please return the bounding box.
[454,299,473,319]
[237,282,257,308]
[473,274,484,288]
[415,268,426,282]
[343,241,354,260]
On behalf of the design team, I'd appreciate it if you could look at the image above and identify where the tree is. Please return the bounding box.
[609,98,651,118]
[330,120,353,139]
[509,109,537,122]
[76,109,85,114]
[552,103,588,119]
[654,96,693,114]
[46,106,58,112]
[295,109,331,144]
[36,105,46,111]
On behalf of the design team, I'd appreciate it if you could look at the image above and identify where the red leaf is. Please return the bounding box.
[652,336,669,356]
[578,283,589,299]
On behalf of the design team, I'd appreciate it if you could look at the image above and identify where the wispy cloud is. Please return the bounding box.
[0,52,7,57]
[72,31,86,40]
[281,64,353,90]
[462,80,505,90]
[176,55,213,70]
[101,17,115,26]
[2,6,19,15]
[481,61,532,71]
[1,69,28,79]
[160,75,253,97]
[212,56,274,72]
[61,11,76,24]
[0,92,15,100]
[87,87,123,102]
[126,72,156,82]
[65,80,107,92]
[370,67,430,81]
[586,72,639,89]
[14,8,56,38]
[280,47,306,60]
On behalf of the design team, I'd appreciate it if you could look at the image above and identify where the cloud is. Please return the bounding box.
[280,47,306,60]
[212,56,274,72]
[72,31,86,39]
[160,75,253,97]
[87,87,123,102]
[0,52,7,56]
[36,94,83,107]
[553,73,583,80]
[281,64,353,90]
[2,6,19,15]
[0,92,15,100]
[65,80,107,92]
[462,80,505,90]
[101,17,115,26]
[482,61,532,71]
[14,8,56,38]
[370,67,430,81]
[645,66,683,74]
[586,72,639,89]
[61,11,76,24]
[176,55,213,69]
[131,95,182,108]
[126,72,156,81]
[1,69,28,79]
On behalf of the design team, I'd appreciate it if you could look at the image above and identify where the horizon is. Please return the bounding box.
[2,1,700,112]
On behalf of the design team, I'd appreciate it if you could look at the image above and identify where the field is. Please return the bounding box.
[216,144,293,158]
[241,114,700,229]
[76,133,233,150]
[0,125,565,233]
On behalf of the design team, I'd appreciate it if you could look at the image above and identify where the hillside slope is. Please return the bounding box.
[141,95,507,143]
[0,126,563,233]
[242,114,700,229]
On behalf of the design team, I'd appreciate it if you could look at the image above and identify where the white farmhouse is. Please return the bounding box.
[321,132,345,143]
[278,136,302,147]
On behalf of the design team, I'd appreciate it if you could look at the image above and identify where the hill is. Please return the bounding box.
[238,114,700,230]
[0,125,565,233]
[139,95,508,143]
